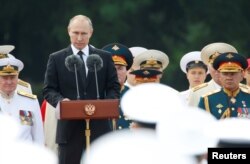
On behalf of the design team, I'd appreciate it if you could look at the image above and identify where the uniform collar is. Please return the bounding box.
[223,88,240,97]
[0,90,16,99]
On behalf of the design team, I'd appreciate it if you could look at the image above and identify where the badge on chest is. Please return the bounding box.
[19,110,33,126]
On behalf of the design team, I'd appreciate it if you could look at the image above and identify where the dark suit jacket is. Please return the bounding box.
[43,45,120,144]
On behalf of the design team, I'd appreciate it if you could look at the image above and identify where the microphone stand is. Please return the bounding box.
[85,63,100,153]
[74,64,80,100]
[94,63,100,99]
[93,62,116,131]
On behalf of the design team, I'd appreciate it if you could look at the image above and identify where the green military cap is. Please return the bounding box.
[201,42,238,65]
[213,52,247,72]
[102,43,133,70]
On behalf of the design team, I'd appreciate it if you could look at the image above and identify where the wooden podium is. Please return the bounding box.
[60,99,119,151]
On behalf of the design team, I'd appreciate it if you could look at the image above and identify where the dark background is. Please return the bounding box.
[1,0,250,103]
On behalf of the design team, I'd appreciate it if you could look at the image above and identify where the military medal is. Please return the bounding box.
[243,108,249,115]
[19,110,33,126]
[242,101,246,107]
[237,107,249,118]
[230,97,236,104]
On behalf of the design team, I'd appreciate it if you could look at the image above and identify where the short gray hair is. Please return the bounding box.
[68,15,93,30]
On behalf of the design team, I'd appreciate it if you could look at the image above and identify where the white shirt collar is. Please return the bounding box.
[71,44,89,56]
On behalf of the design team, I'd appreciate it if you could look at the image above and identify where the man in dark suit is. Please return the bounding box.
[43,15,120,164]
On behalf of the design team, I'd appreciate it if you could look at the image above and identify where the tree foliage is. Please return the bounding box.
[1,0,250,101]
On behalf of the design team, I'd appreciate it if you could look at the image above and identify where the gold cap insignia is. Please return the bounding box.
[0,54,8,59]
[0,64,19,76]
[208,52,220,64]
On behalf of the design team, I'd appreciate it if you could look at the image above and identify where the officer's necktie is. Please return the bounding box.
[77,51,87,78]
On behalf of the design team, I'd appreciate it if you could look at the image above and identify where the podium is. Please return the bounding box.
[60,99,119,151]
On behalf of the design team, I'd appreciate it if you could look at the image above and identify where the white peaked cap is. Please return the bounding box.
[121,83,184,124]
[133,49,169,70]
[0,141,58,164]
[82,129,195,164]
[156,106,218,156]
[201,42,237,65]
[0,45,15,55]
[82,129,164,164]
[206,118,250,143]
[0,57,24,73]
[180,51,203,73]
[129,46,148,58]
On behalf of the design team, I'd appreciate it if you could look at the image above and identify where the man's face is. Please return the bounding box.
[186,67,207,88]
[0,75,18,95]
[68,19,93,50]
[220,71,244,91]
[115,65,127,86]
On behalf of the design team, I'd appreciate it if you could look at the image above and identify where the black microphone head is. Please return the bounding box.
[65,54,83,72]
[87,54,103,72]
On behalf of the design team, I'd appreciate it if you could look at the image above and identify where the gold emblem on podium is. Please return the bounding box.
[84,104,96,115]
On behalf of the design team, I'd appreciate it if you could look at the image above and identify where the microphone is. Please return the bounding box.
[65,55,83,72]
[65,55,83,100]
[86,54,103,99]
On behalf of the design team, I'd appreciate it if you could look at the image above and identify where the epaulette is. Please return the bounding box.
[191,83,208,92]
[201,89,220,98]
[17,90,37,99]
[18,79,31,88]
[239,83,250,93]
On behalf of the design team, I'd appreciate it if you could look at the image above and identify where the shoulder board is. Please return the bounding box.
[201,89,221,98]
[239,84,250,93]
[191,83,208,92]
[18,79,31,88]
[17,90,37,99]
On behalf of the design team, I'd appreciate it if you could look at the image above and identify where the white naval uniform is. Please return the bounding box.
[0,90,44,145]
[17,79,32,93]
[180,89,191,104]
[188,80,221,107]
